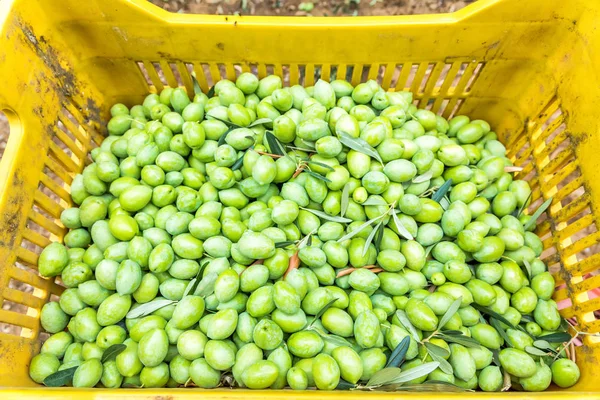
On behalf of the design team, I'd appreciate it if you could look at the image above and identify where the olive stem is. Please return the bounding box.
[256,151,284,158]
[283,251,300,279]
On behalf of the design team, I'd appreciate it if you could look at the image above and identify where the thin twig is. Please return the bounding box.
[570,341,576,363]
[504,166,524,172]
[336,265,382,278]
[283,251,300,279]
[251,259,264,266]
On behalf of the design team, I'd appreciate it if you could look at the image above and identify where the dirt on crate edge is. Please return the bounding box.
[151,0,475,17]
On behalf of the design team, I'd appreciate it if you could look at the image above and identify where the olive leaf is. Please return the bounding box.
[533,340,558,354]
[437,332,481,348]
[522,259,533,281]
[425,343,453,375]
[537,332,572,343]
[304,170,332,183]
[312,327,353,348]
[338,133,383,165]
[525,346,552,357]
[366,367,402,387]
[520,314,535,323]
[231,154,245,171]
[337,216,382,243]
[300,207,352,223]
[183,260,210,297]
[126,298,177,319]
[337,379,357,390]
[388,361,440,385]
[385,336,411,368]
[394,310,420,342]
[490,318,512,347]
[516,191,533,218]
[492,349,501,366]
[275,240,297,248]
[392,210,414,240]
[307,298,338,329]
[264,130,287,156]
[304,159,335,172]
[341,183,351,218]
[363,221,383,256]
[523,197,553,231]
[194,271,219,297]
[248,118,273,128]
[101,343,127,362]
[206,113,242,130]
[191,73,202,95]
[375,223,385,252]
[412,170,434,184]
[43,366,78,387]
[439,196,451,210]
[362,197,388,206]
[207,85,215,98]
[376,382,468,392]
[432,178,453,202]
[437,297,462,331]
[471,304,516,329]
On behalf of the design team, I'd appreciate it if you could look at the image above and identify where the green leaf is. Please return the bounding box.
[424,342,450,358]
[191,73,202,95]
[101,343,127,362]
[471,304,516,329]
[194,271,219,297]
[375,222,385,252]
[525,346,552,357]
[517,191,532,218]
[300,207,352,223]
[337,216,382,243]
[389,361,440,384]
[304,170,332,183]
[206,113,242,130]
[437,297,462,331]
[341,183,351,218]
[314,329,354,348]
[275,240,297,248]
[231,154,245,171]
[490,318,512,347]
[425,343,453,375]
[361,197,388,206]
[366,367,402,387]
[338,133,383,164]
[265,130,286,156]
[377,382,468,392]
[432,179,453,203]
[336,379,357,390]
[538,332,572,343]
[183,260,209,297]
[386,335,411,368]
[412,170,434,184]
[305,159,335,171]
[307,297,338,329]
[43,366,78,387]
[492,349,501,366]
[439,196,451,210]
[523,197,553,231]
[248,118,272,128]
[394,310,420,342]
[437,332,481,348]
[126,298,177,319]
[392,210,414,240]
[207,86,215,98]
[522,259,533,281]
[363,221,382,256]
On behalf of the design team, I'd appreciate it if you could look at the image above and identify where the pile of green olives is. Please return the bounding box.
[30,74,581,392]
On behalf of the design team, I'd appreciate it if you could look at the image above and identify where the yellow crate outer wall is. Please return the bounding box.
[0,0,599,395]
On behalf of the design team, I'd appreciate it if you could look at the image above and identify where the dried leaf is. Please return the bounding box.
[394,310,420,342]
[339,132,383,164]
[392,211,414,240]
[43,367,78,387]
[412,170,434,184]
[432,178,453,202]
[366,367,402,387]
[300,207,352,223]
[363,221,382,256]
[126,298,177,319]
[523,197,553,231]
[437,297,462,331]
[386,335,411,368]
[101,344,127,362]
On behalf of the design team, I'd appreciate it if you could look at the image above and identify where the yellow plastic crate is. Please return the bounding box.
[0,0,600,397]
